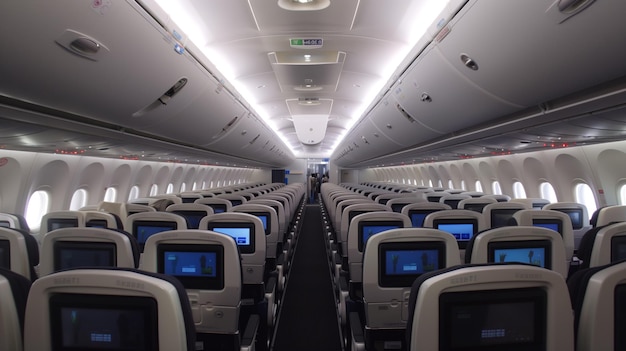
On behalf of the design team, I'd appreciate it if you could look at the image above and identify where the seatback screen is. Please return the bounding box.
[379,241,445,287]
[488,240,552,269]
[490,209,521,228]
[408,209,438,228]
[611,236,626,262]
[50,294,158,350]
[532,219,562,236]
[434,218,478,249]
[132,221,178,251]
[358,220,403,252]
[0,239,10,269]
[54,241,116,272]
[48,218,79,232]
[439,288,547,351]
[157,243,224,290]
[208,222,255,254]
[172,211,207,230]
[556,208,583,230]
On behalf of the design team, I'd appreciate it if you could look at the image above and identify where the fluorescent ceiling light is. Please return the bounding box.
[152,0,449,159]
[277,0,330,11]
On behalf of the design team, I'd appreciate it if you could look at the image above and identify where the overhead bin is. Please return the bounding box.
[435,0,626,107]
[334,118,403,165]
[0,1,292,166]
[202,112,289,163]
[0,1,200,127]
[386,43,521,145]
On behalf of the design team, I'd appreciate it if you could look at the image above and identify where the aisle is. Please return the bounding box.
[271,204,343,351]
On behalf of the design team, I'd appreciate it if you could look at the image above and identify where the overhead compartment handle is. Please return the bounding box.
[132,78,188,117]
[558,0,595,12]
[547,0,597,23]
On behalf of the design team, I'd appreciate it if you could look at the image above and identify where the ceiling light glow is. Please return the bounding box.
[151,0,450,160]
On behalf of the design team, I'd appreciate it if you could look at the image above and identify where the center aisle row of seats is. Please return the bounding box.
[0,182,306,351]
[318,182,626,351]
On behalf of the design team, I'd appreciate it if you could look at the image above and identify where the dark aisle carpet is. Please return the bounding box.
[272,204,343,351]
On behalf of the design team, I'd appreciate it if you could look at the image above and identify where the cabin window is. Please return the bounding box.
[492,181,502,195]
[25,190,49,232]
[540,182,558,203]
[149,184,158,196]
[69,189,87,211]
[475,181,483,192]
[575,183,597,217]
[428,179,433,187]
[513,181,527,198]
[128,186,140,202]
[180,183,187,193]
[437,180,443,188]
[461,180,466,191]
[619,183,626,205]
[104,187,117,202]
[166,183,174,194]
[448,180,454,189]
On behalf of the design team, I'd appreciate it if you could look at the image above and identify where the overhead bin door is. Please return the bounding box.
[435,0,626,107]
[0,1,200,126]
[335,118,403,165]
[387,43,521,145]
[0,1,291,165]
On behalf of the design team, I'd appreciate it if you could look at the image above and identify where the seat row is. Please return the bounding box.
[0,182,307,351]
[5,257,624,351]
[319,183,626,350]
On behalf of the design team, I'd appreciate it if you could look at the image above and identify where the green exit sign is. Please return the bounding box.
[290,38,323,48]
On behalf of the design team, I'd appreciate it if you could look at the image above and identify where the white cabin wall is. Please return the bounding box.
[365,140,626,208]
[249,169,271,185]
[0,150,263,216]
[284,159,308,185]
[340,169,359,184]
[358,168,376,184]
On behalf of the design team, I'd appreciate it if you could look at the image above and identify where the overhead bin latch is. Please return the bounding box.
[558,0,595,12]
[132,78,188,117]
[55,29,109,61]
[547,0,597,23]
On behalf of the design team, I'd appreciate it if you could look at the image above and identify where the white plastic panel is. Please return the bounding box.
[435,0,626,107]
[0,1,196,126]
[391,43,521,136]
[369,94,444,148]
[336,118,401,165]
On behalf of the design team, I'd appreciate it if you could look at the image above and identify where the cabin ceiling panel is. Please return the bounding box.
[248,0,359,32]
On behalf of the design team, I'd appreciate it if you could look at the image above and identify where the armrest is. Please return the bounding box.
[265,275,277,294]
[349,311,365,351]
[240,314,260,351]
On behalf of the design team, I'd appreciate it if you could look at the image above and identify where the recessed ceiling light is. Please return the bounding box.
[278,0,330,11]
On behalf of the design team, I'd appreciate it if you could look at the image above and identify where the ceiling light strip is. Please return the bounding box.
[246,0,262,31]
[349,0,361,31]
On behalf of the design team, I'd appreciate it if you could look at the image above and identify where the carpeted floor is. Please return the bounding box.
[271,204,343,351]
